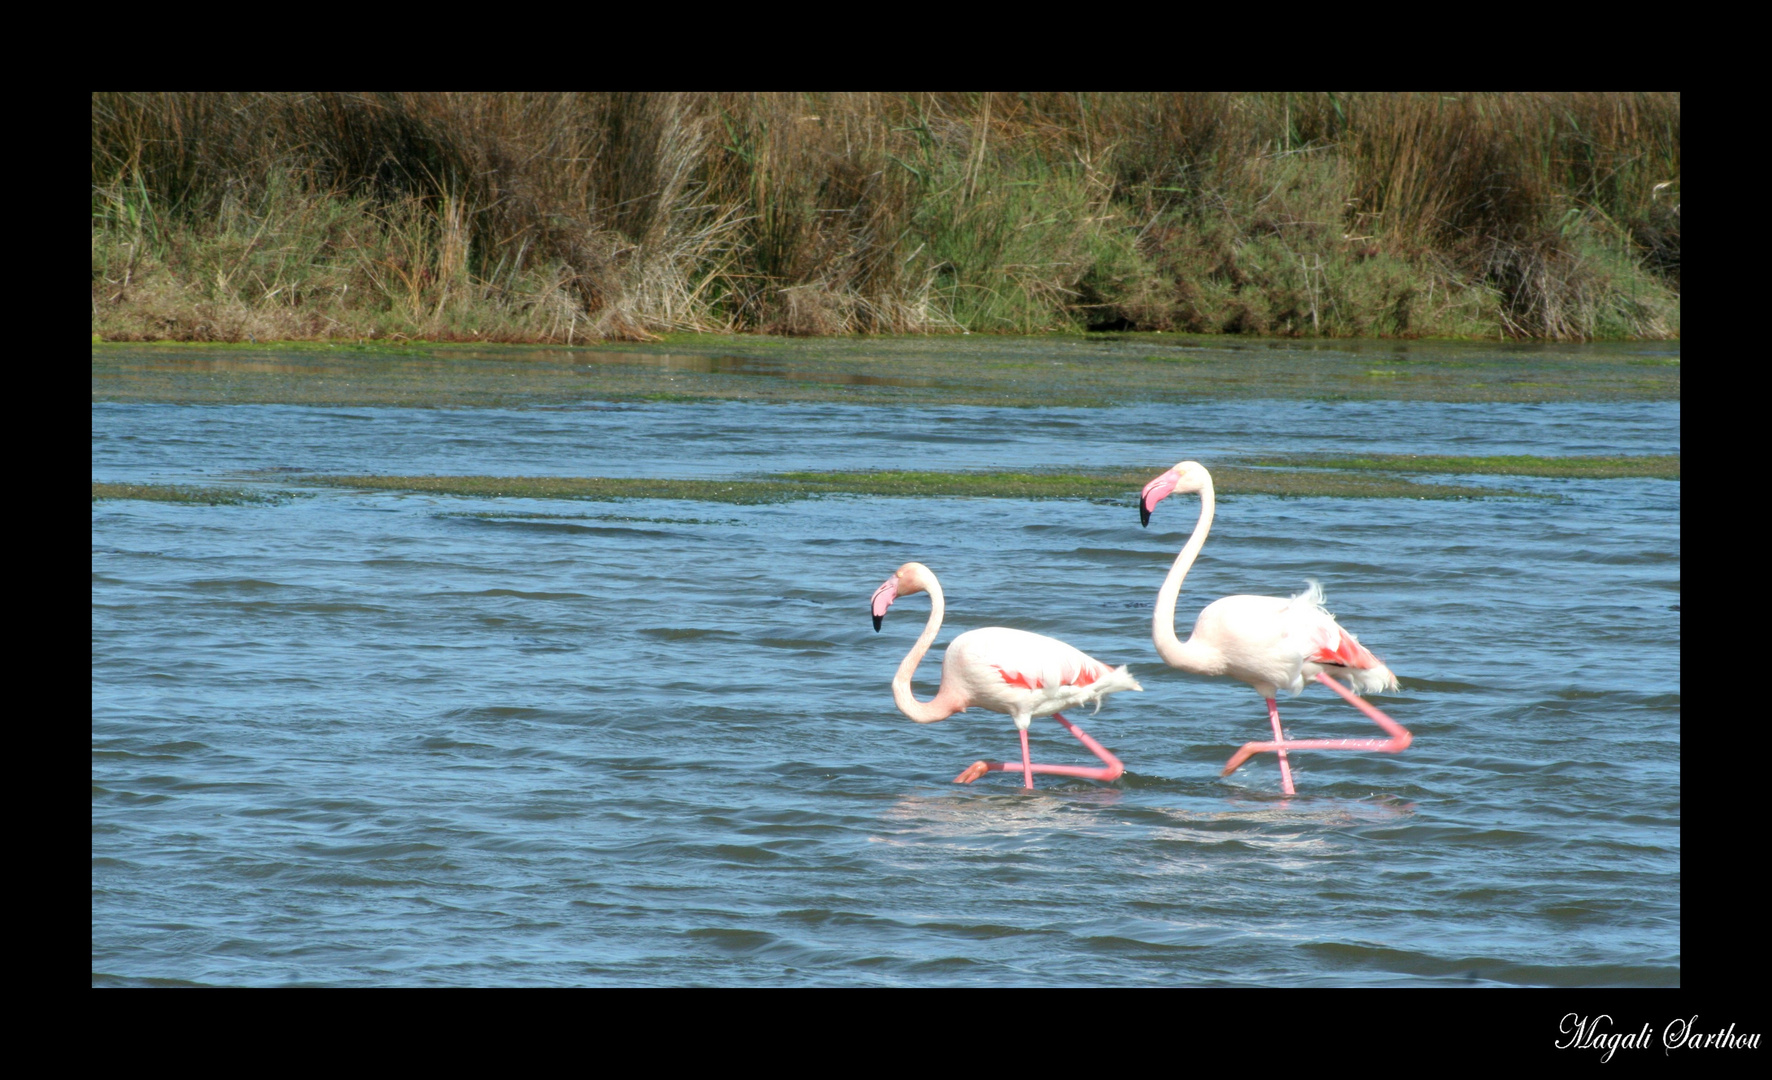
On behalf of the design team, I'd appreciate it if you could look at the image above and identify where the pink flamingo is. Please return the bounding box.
[1139,462,1413,794]
[871,561,1141,789]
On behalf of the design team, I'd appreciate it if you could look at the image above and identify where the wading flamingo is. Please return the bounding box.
[1139,462,1412,794]
[871,561,1141,789]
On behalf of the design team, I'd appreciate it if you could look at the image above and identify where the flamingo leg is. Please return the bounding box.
[952,713,1125,785]
[955,760,992,783]
[1042,713,1125,781]
[1222,673,1413,779]
[951,727,1033,787]
[1267,698,1296,796]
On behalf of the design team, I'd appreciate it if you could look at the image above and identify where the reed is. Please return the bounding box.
[92,92,1680,342]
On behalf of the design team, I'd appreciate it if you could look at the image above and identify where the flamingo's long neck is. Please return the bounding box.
[1152,477,1225,676]
[893,576,962,724]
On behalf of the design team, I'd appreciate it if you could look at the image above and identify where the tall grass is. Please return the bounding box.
[91,92,1680,342]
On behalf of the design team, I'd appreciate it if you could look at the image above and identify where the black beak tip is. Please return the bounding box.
[1139,502,1151,528]
[872,614,883,632]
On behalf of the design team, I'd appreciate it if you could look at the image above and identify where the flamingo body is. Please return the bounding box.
[1141,461,1412,793]
[940,626,1136,729]
[1185,584,1398,700]
[872,562,1140,788]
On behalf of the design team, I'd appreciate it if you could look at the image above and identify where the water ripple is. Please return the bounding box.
[92,394,1679,986]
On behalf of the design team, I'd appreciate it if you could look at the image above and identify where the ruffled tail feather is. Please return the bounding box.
[1343,660,1399,695]
[1034,664,1142,716]
[1291,579,1329,610]
[1292,579,1399,695]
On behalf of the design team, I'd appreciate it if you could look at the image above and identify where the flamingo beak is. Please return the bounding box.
[871,576,898,631]
[1140,470,1179,528]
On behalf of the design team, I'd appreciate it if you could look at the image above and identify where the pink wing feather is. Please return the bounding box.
[1305,623,1382,670]
[990,654,1109,691]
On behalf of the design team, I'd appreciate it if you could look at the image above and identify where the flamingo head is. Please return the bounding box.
[872,561,932,631]
[1140,461,1211,527]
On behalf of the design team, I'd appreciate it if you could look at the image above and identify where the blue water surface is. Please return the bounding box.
[92,394,1680,986]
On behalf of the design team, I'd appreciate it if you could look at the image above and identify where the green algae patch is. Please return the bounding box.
[93,337,1680,408]
[776,470,1147,499]
[1173,468,1507,499]
[92,482,299,506]
[444,511,749,526]
[1247,454,1679,479]
[309,475,810,504]
[775,468,1502,499]
[300,467,1513,503]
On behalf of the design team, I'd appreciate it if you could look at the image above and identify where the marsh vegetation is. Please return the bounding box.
[96,463,1616,507]
[91,336,1681,408]
[90,482,300,505]
[92,93,1680,345]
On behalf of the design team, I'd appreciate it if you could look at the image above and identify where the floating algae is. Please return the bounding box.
[1245,454,1680,480]
[91,482,301,506]
[306,475,809,504]
[118,453,1678,509]
[297,467,1516,503]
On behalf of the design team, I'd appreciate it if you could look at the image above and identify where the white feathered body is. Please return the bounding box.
[1188,581,1398,700]
[941,626,1142,729]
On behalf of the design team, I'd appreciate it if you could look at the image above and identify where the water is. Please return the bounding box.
[92,381,1680,986]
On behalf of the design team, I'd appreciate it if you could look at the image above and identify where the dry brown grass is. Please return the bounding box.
[92,92,1681,342]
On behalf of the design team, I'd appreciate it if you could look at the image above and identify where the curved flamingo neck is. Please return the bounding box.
[893,575,962,723]
[1152,477,1224,676]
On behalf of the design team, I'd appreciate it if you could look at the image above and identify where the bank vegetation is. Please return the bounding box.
[92,92,1681,343]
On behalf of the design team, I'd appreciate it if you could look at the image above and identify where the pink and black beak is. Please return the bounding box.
[871,575,898,631]
[1140,469,1180,528]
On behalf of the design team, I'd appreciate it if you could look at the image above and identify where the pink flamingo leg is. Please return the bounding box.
[952,735,1032,785]
[1043,713,1125,781]
[1312,672,1413,743]
[1267,698,1296,795]
[952,713,1125,785]
[1222,673,1413,778]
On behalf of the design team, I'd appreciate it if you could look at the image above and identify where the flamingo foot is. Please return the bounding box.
[1222,742,1266,776]
[954,760,991,784]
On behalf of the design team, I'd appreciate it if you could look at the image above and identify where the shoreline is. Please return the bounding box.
[91,336,1682,409]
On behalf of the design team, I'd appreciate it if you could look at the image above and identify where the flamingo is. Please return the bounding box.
[1139,461,1412,794]
[870,561,1141,789]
